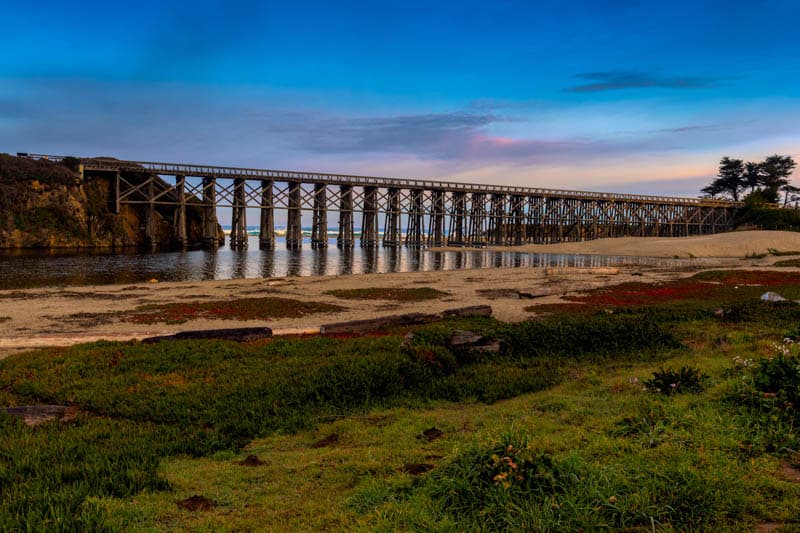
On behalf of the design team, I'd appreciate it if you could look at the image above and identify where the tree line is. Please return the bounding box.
[701,154,797,206]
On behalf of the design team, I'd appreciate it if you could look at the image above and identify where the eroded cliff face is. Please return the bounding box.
[0,154,215,250]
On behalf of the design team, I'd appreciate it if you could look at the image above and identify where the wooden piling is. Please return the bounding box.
[429,190,445,247]
[361,186,379,247]
[174,174,187,248]
[230,178,248,249]
[448,191,465,246]
[201,176,220,248]
[405,189,424,247]
[383,187,401,247]
[286,182,302,249]
[311,183,328,249]
[337,185,354,247]
[259,180,275,249]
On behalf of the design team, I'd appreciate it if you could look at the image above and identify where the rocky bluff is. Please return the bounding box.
[0,154,221,250]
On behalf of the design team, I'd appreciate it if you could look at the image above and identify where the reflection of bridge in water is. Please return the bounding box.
[25,154,738,250]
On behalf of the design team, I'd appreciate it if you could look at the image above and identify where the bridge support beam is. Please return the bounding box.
[259,180,275,249]
[429,190,445,247]
[230,178,248,249]
[406,189,424,247]
[173,174,187,248]
[286,182,302,249]
[311,183,328,249]
[511,195,524,246]
[488,194,506,245]
[338,185,354,247]
[113,171,121,214]
[383,188,401,247]
[468,193,486,247]
[361,186,379,247]
[202,177,220,248]
[145,178,158,251]
[448,191,465,246]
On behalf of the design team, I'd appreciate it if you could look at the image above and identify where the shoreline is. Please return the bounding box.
[3,230,800,357]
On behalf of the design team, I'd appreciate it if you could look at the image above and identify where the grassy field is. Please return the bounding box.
[3,271,800,530]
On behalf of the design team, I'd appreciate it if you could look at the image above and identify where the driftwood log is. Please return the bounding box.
[321,305,492,334]
[141,327,273,344]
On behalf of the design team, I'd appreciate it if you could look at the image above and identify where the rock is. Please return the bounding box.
[236,455,265,467]
[761,291,787,302]
[418,427,444,442]
[440,305,493,318]
[449,330,484,347]
[1,405,78,427]
[517,289,555,299]
[177,495,216,512]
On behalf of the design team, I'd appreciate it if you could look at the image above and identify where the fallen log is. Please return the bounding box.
[141,327,273,344]
[440,305,493,318]
[321,305,493,334]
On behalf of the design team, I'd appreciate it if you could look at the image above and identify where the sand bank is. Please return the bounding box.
[481,230,800,258]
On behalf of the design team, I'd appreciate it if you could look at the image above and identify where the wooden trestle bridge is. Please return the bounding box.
[28,154,739,250]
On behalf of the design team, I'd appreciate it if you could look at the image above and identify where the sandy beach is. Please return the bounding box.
[485,230,800,258]
[2,230,799,357]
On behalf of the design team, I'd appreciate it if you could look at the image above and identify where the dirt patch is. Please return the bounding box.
[177,495,216,512]
[400,463,434,475]
[0,291,35,300]
[418,427,444,442]
[121,297,344,324]
[236,455,266,467]
[55,311,117,328]
[56,291,136,300]
[1,405,79,427]
[476,288,520,300]
[325,287,448,301]
[755,523,785,532]
[311,433,340,448]
[778,461,800,483]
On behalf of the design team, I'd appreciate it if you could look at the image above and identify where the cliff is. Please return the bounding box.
[0,154,220,250]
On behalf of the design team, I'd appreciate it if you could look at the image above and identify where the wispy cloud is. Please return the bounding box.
[566,71,720,93]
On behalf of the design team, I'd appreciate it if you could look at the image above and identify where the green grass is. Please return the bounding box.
[3,272,800,530]
[324,287,449,301]
[120,297,344,324]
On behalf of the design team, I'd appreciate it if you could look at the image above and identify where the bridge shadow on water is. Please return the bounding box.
[0,236,715,290]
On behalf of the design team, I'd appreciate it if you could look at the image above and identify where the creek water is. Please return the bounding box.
[0,235,715,289]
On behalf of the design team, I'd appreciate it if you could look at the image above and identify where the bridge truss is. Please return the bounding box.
[23,154,739,250]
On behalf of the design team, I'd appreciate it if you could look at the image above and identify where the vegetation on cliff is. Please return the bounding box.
[0,154,212,249]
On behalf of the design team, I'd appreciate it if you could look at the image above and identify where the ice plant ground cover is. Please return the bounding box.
[1,270,800,529]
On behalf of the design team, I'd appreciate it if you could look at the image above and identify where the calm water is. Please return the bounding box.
[0,235,715,289]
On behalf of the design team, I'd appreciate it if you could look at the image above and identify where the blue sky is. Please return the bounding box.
[2,0,799,196]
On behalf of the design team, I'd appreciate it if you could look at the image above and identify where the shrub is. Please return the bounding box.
[645,366,708,395]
